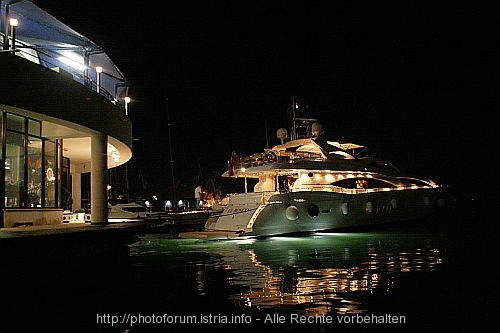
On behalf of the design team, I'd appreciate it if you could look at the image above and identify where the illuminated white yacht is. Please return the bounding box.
[203,107,446,238]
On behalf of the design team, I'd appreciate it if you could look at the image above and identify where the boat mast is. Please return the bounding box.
[291,96,298,140]
[290,96,317,140]
[167,98,176,201]
[124,163,129,200]
[265,119,269,148]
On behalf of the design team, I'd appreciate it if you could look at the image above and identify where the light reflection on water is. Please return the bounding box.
[129,227,448,317]
[1,199,492,331]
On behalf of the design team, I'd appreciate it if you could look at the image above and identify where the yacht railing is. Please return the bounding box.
[291,184,435,194]
[236,150,324,169]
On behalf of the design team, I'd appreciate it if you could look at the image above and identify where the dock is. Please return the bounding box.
[177,230,244,240]
[0,221,166,265]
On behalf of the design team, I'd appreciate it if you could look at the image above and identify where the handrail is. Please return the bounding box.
[1,35,124,107]
[236,150,325,169]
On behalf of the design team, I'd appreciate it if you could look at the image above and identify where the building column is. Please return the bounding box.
[90,132,108,223]
[71,172,82,211]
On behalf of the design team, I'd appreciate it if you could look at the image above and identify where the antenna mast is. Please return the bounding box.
[291,96,298,140]
[167,98,176,201]
[290,96,317,140]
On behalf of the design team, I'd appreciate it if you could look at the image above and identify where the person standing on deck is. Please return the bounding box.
[195,185,203,208]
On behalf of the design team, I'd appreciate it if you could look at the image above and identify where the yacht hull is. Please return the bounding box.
[207,188,444,238]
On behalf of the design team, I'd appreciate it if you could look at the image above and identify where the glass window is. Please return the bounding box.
[6,113,24,132]
[57,141,62,208]
[5,131,25,207]
[0,111,3,165]
[28,119,41,136]
[61,156,71,210]
[44,140,57,207]
[27,137,43,207]
[0,110,3,149]
[331,178,396,189]
[3,113,63,210]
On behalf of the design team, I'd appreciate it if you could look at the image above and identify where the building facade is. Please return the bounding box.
[0,1,132,227]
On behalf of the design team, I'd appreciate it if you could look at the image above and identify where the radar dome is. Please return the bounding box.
[276,128,288,140]
[311,122,323,134]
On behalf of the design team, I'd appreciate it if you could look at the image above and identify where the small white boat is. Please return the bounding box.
[189,102,447,239]
[108,201,166,222]
[107,200,211,231]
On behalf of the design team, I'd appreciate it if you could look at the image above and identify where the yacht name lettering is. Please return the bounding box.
[225,208,251,214]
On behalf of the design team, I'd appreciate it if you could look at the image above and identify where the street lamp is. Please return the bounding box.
[95,66,103,93]
[9,18,18,50]
[124,96,131,115]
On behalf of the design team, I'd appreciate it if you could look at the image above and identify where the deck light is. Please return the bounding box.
[9,18,18,50]
[124,96,131,115]
[95,66,103,93]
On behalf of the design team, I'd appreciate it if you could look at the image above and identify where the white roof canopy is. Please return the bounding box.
[1,0,128,100]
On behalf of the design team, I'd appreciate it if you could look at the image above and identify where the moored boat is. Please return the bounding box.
[185,102,446,239]
[108,199,210,234]
[107,201,159,222]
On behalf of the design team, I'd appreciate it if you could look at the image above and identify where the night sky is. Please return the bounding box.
[35,1,494,202]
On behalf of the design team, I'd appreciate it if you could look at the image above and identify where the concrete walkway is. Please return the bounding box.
[0,221,163,239]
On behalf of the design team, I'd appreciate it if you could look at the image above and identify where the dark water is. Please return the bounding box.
[0,198,495,332]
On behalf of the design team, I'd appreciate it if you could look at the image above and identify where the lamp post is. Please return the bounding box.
[95,66,103,93]
[124,96,131,116]
[9,18,18,50]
